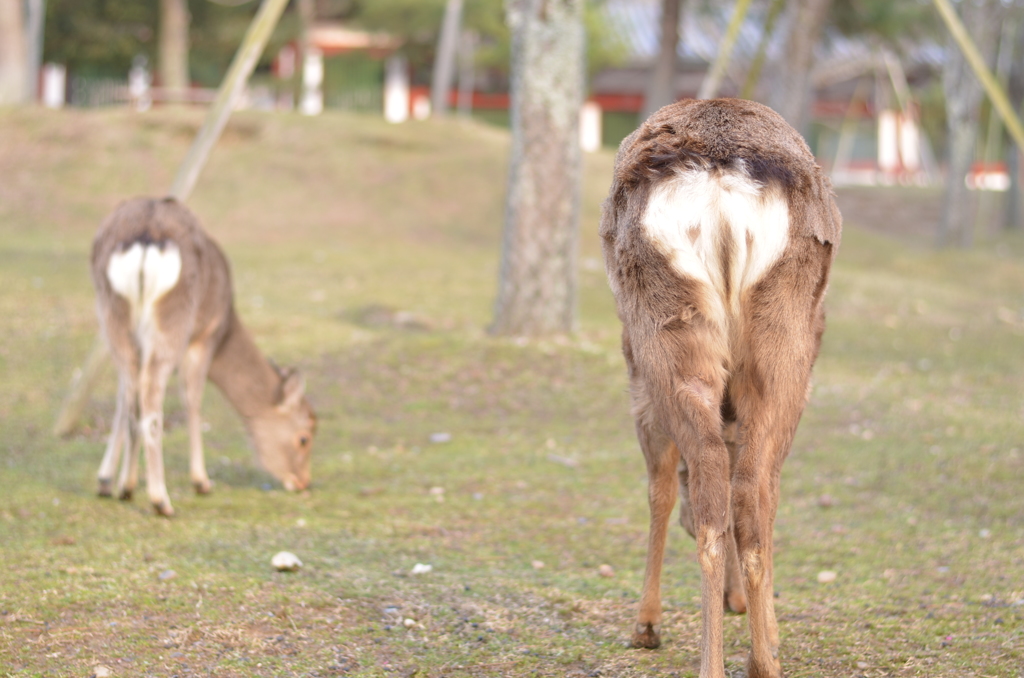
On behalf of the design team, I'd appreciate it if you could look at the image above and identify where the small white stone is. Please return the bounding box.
[410,563,432,575]
[403,618,416,628]
[817,570,837,584]
[92,666,113,678]
[531,560,545,570]
[598,564,615,578]
[271,551,302,572]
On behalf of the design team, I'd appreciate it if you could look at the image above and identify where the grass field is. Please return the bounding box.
[1,107,1022,678]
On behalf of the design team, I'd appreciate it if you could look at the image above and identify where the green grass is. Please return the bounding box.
[1,107,1022,677]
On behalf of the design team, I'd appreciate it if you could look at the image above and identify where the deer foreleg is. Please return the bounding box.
[98,374,131,496]
[180,342,214,494]
[116,378,141,501]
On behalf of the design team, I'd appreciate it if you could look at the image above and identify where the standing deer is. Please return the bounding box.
[91,197,316,516]
[601,99,841,677]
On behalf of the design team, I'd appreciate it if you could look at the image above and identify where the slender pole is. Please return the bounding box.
[169,0,291,201]
[697,0,753,100]
[431,0,464,118]
[740,0,784,100]
[932,0,1024,151]
[53,337,109,437]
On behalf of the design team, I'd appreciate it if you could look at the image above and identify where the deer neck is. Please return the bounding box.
[207,309,281,421]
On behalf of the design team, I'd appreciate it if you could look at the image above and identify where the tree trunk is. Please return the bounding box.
[939,0,1002,247]
[431,0,463,117]
[25,0,45,102]
[159,0,190,104]
[769,0,832,137]
[0,0,28,106]
[642,0,682,122]
[493,0,584,336]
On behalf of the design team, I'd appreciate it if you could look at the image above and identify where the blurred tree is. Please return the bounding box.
[350,0,621,91]
[831,0,936,43]
[492,0,584,336]
[938,0,1005,248]
[769,0,833,136]
[43,0,157,78]
[0,0,28,105]
[160,0,190,99]
[641,0,683,121]
[42,1,298,86]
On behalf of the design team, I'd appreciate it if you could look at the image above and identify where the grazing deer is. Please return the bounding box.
[600,99,841,677]
[91,197,316,516]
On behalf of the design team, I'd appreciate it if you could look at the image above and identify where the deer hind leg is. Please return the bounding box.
[139,351,176,516]
[730,391,798,678]
[632,330,731,677]
[180,341,215,495]
[731,247,831,678]
[631,386,679,650]
[679,420,746,615]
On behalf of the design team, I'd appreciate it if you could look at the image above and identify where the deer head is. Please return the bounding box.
[248,367,316,492]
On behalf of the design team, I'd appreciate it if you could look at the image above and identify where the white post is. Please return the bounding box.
[877,109,899,182]
[898,112,921,174]
[412,93,431,120]
[41,62,64,108]
[300,47,323,116]
[128,55,152,112]
[579,100,602,153]
[384,54,409,123]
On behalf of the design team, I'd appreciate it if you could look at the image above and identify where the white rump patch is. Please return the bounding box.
[642,168,789,325]
[106,242,182,331]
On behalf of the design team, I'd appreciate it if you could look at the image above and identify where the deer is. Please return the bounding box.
[90,197,316,517]
[600,98,841,678]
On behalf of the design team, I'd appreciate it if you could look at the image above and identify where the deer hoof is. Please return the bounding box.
[747,654,783,678]
[193,479,213,495]
[97,478,114,497]
[152,501,174,517]
[631,622,661,649]
[118,488,134,501]
[725,588,747,614]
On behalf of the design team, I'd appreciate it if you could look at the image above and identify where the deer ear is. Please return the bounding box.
[278,369,306,409]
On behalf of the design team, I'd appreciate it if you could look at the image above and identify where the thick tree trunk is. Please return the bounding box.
[769,0,832,137]
[0,0,28,106]
[939,0,1002,247]
[642,0,682,122]
[159,0,190,103]
[493,0,584,336]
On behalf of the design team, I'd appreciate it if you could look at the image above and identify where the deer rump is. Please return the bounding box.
[601,99,840,678]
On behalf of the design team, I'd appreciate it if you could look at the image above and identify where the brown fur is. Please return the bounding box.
[601,99,841,678]
[91,197,316,516]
